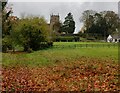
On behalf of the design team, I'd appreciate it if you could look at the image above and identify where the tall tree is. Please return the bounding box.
[80,10,96,30]
[101,11,120,35]
[2,1,13,52]
[80,10,120,40]
[2,2,12,37]
[62,13,75,34]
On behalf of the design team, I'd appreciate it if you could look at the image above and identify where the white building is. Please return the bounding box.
[107,35,113,42]
[107,33,120,43]
[112,33,120,43]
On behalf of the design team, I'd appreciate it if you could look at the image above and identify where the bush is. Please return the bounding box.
[12,17,52,52]
[2,36,13,53]
[56,36,80,42]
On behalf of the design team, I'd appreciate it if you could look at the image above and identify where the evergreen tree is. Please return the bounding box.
[62,13,75,34]
[2,1,13,52]
[2,2,12,37]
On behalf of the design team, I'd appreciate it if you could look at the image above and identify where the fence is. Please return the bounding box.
[53,43,119,49]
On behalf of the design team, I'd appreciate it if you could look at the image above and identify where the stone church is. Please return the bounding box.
[49,14,60,34]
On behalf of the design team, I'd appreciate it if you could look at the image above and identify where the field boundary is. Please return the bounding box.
[53,43,119,48]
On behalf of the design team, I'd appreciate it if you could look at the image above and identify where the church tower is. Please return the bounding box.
[50,14,60,32]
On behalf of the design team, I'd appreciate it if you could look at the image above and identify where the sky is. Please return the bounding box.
[7,0,119,33]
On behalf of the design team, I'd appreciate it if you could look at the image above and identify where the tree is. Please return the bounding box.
[12,16,52,52]
[2,2,12,37]
[101,11,120,35]
[80,10,96,30]
[2,1,13,52]
[80,10,120,40]
[62,13,75,34]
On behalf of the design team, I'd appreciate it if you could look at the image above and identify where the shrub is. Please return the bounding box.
[56,36,79,42]
[12,17,52,52]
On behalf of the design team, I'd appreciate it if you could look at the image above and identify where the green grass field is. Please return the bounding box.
[2,42,118,67]
[54,42,107,45]
[2,42,119,91]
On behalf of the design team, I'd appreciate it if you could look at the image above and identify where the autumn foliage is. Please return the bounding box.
[1,57,119,92]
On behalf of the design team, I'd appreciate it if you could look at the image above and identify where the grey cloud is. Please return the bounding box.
[8,2,118,33]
